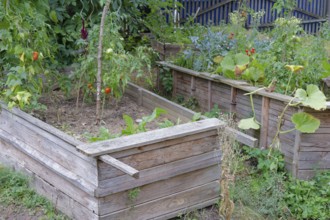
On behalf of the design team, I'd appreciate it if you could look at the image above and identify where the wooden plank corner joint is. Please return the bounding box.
[99,155,140,179]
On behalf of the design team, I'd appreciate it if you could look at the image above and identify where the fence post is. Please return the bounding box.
[328,1,330,23]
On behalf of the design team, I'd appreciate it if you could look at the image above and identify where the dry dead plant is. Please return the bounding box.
[218,113,241,220]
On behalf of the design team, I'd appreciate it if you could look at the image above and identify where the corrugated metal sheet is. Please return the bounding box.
[176,0,328,33]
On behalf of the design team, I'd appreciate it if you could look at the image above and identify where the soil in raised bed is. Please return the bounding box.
[31,90,171,142]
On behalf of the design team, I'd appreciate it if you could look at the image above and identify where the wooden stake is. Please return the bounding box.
[96,0,111,124]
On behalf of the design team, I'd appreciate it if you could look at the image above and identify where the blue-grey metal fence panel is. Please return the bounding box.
[176,0,328,33]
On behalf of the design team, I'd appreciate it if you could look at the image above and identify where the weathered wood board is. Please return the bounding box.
[159,62,330,179]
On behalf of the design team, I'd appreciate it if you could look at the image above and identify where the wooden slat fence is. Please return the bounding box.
[175,0,329,33]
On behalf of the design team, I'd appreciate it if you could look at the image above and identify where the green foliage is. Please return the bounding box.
[232,147,330,220]
[284,171,330,220]
[158,119,174,128]
[204,104,221,118]
[238,117,260,130]
[291,112,320,133]
[74,11,154,101]
[86,127,119,142]
[122,107,167,135]
[182,97,199,110]
[0,166,68,219]
[159,67,173,95]
[231,147,287,218]
[294,84,327,111]
[128,187,140,203]
[243,147,285,174]
[0,0,55,109]
[86,107,168,142]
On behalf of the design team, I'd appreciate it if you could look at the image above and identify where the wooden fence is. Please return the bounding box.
[176,0,329,33]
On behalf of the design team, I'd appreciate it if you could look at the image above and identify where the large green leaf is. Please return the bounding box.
[234,53,250,66]
[238,117,260,130]
[221,55,235,71]
[291,112,320,133]
[294,85,326,110]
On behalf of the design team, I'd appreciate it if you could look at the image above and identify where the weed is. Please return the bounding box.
[204,104,221,118]
[0,166,68,219]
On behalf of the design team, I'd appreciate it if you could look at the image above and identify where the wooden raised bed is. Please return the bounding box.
[158,62,330,179]
[150,39,187,60]
[0,83,257,219]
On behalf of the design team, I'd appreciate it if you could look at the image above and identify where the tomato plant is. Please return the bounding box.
[0,0,56,109]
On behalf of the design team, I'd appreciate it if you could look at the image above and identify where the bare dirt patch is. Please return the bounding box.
[31,91,170,142]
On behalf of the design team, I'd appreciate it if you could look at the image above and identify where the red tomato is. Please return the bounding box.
[105,87,111,94]
[33,51,38,61]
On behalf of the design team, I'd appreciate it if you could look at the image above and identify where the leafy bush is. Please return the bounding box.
[232,147,330,220]
[284,171,330,220]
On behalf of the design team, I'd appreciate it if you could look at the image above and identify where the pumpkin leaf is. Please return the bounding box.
[291,112,320,133]
[294,85,326,110]
[238,117,260,130]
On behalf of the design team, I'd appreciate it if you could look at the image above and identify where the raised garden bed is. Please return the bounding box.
[0,83,242,219]
[150,39,188,61]
[159,62,330,179]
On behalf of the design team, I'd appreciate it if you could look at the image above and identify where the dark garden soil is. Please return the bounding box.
[31,90,170,142]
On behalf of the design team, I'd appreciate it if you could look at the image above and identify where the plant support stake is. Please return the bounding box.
[96,0,111,124]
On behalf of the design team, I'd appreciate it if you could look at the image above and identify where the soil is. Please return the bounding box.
[0,204,45,220]
[31,91,170,142]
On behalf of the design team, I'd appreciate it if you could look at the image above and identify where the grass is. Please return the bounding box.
[0,165,69,219]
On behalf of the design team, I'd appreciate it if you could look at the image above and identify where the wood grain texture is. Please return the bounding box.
[260,97,270,149]
[0,107,98,185]
[99,155,139,179]
[0,153,99,219]
[98,135,218,180]
[78,118,223,157]
[96,150,221,196]
[98,165,220,215]
[0,137,98,212]
[99,181,220,220]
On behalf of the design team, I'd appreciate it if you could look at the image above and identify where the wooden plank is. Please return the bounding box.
[208,80,212,111]
[191,75,196,96]
[292,129,302,178]
[96,150,221,196]
[300,134,330,151]
[154,198,218,220]
[0,102,82,147]
[299,151,330,161]
[99,155,139,179]
[172,70,178,97]
[106,129,218,160]
[0,155,98,220]
[141,89,195,120]
[230,87,237,113]
[77,118,223,157]
[99,181,219,220]
[259,97,270,149]
[225,127,259,148]
[98,165,220,215]
[99,135,218,180]
[157,62,312,106]
[0,109,98,185]
[0,138,99,212]
[0,129,96,195]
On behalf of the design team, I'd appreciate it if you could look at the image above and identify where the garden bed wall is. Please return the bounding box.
[150,39,187,60]
[0,83,232,219]
[159,62,330,179]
